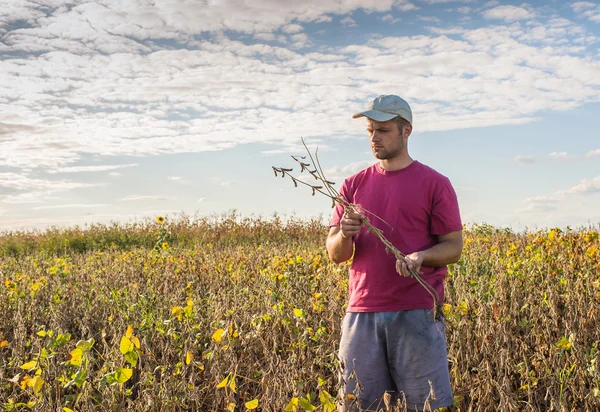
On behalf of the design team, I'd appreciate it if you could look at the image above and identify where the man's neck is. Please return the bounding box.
[379,155,414,171]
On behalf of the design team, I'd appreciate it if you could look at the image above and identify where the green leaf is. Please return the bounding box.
[299,397,317,411]
[114,368,133,384]
[124,350,139,367]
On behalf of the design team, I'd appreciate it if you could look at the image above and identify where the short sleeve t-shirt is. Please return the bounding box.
[329,161,462,312]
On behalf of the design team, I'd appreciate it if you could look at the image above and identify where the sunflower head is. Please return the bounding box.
[156,216,165,224]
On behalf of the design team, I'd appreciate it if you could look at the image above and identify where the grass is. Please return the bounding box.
[0,214,599,411]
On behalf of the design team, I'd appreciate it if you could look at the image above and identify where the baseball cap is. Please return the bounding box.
[352,94,412,124]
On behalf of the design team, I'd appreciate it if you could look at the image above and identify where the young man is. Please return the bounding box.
[326,95,463,411]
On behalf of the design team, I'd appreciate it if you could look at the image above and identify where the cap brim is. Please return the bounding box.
[352,110,398,122]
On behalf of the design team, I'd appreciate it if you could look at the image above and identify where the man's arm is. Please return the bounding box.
[326,210,363,264]
[396,230,463,277]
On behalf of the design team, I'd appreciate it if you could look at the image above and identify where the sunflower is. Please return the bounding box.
[156,216,165,224]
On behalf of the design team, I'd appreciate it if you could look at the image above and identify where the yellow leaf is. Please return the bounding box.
[185,351,193,365]
[293,308,304,318]
[212,328,225,343]
[227,403,236,412]
[229,374,236,393]
[63,408,75,412]
[126,325,133,339]
[120,336,134,355]
[131,336,141,349]
[20,361,37,370]
[245,399,259,410]
[186,298,193,307]
[36,331,47,337]
[284,397,299,411]
[20,375,31,390]
[216,375,229,389]
[0,340,7,348]
[30,375,44,393]
[68,347,84,367]
[114,368,133,384]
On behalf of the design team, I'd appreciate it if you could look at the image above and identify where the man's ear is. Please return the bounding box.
[404,123,413,139]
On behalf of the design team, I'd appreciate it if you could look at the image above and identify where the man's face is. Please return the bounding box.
[366,118,408,160]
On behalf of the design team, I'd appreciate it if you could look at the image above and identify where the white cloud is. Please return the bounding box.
[49,163,138,173]
[221,181,234,187]
[483,6,534,22]
[0,172,98,191]
[457,7,471,14]
[519,175,600,212]
[548,151,567,158]
[571,2,596,13]
[323,160,374,181]
[586,149,600,157]
[340,17,357,27]
[0,0,598,179]
[120,195,171,201]
[197,197,206,203]
[381,14,400,23]
[281,24,304,34]
[168,176,192,185]
[109,172,121,177]
[394,1,418,12]
[514,155,535,164]
[32,203,108,210]
[561,176,600,195]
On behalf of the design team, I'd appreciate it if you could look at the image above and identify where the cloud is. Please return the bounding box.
[519,175,600,212]
[0,172,99,191]
[571,2,597,13]
[340,17,357,27]
[32,203,108,210]
[561,176,600,195]
[548,151,569,159]
[197,197,206,203]
[119,195,171,201]
[381,14,400,23]
[586,149,600,157]
[483,6,534,22]
[220,181,234,187]
[168,176,192,185]
[109,172,121,177]
[0,0,599,179]
[323,160,374,181]
[514,155,535,164]
[49,163,138,173]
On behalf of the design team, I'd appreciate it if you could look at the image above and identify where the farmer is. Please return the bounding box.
[326,95,463,411]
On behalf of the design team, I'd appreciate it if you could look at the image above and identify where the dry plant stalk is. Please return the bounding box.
[272,138,442,318]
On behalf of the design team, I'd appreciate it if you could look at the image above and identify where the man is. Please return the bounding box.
[326,95,463,411]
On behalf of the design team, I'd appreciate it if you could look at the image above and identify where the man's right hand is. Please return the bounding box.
[340,210,364,239]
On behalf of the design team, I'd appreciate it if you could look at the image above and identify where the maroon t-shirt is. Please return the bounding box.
[329,161,462,312]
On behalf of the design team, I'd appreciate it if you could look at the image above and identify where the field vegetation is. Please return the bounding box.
[0,213,599,411]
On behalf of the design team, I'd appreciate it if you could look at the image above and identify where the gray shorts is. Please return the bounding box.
[338,310,453,411]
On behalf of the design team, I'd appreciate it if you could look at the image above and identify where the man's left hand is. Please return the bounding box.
[396,252,423,277]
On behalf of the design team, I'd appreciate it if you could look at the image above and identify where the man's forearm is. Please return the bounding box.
[418,239,463,267]
[326,230,354,264]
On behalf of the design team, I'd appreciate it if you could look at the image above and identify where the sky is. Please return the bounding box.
[0,0,599,232]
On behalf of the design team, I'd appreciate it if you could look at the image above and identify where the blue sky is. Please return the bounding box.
[1,0,599,231]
